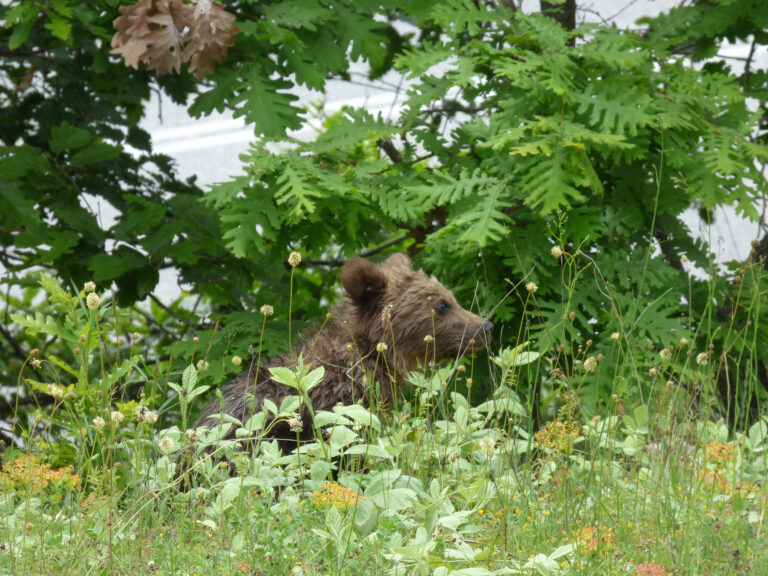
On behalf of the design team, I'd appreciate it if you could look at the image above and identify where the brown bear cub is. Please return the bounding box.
[193,253,492,451]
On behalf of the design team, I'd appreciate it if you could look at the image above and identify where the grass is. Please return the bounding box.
[2,253,768,576]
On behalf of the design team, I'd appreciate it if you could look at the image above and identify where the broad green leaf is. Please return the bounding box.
[50,122,91,154]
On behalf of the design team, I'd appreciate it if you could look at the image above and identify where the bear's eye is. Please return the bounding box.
[435,299,450,315]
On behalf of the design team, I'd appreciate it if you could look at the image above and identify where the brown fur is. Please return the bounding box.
[193,253,492,450]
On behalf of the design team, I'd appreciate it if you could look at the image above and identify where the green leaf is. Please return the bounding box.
[69,141,121,167]
[315,109,397,153]
[343,443,391,459]
[45,12,71,42]
[6,3,38,49]
[274,164,324,223]
[50,122,91,154]
[182,364,198,392]
[262,1,332,31]
[431,180,512,248]
[10,312,76,342]
[232,62,303,137]
[333,404,381,431]
[89,246,148,282]
[334,5,389,69]
[429,0,502,35]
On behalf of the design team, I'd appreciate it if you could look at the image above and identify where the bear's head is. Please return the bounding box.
[339,254,492,369]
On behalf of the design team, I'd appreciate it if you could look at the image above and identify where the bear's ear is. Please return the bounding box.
[339,258,388,306]
[381,253,412,273]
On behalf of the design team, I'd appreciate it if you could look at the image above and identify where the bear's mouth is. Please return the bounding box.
[451,319,493,356]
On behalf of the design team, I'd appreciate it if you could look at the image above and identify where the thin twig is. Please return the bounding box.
[744,36,757,84]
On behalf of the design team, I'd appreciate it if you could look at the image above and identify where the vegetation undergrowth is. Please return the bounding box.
[2,242,767,576]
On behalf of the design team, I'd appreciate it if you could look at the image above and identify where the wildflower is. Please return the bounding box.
[610,332,620,342]
[659,348,672,361]
[136,405,157,424]
[86,292,100,311]
[288,251,302,267]
[83,281,96,293]
[551,246,563,259]
[110,411,124,424]
[525,281,538,294]
[158,436,175,453]
[232,355,243,366]
[376,342,388,353]
[424,335,433,344]
[568,311,576,321]
[535,420,580,452]
[47,384,64,399]
[0,454,80,494]
[572,526,615,555]
[312,482,361,510]
[196,359,209,371]
[30,348,39,357]
[466,378,473,387]
[287,417,302,432]
[583,356,597,372]
[381,306,392,326]
[193,336,200,344]
[649,368,657,376]
[679,337,688,347]
[477,435,496,452]
[635,563,668,576]
[93,416,106,431]
[457,364,465,373]
[260,304,274,317]
[132,332,141,341]
[702,441,736,466]
[696,352,708,366]
[186,429,199,443]
[30,358,42,370]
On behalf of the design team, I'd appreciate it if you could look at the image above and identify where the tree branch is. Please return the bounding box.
[0,324,27,363]
[307,234,411,267]
[149,293,204,331]
[377,138,402,164]
[653,227,684,272]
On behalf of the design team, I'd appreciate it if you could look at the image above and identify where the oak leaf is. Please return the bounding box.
[111,0,237,78]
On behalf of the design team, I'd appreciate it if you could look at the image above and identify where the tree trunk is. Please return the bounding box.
[541,0,577,44]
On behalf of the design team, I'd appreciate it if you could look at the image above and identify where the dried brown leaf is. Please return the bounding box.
[111,0,237,77]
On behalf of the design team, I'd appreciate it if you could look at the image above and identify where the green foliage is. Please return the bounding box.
[3,294,768,574]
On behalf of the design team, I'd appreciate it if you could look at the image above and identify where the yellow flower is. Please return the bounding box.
[525,281,538,293]
[551,246,563,259]
[232,355,243,366]
[312,483,361,510]
[83,281,96,293]
[260,304,274,317]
